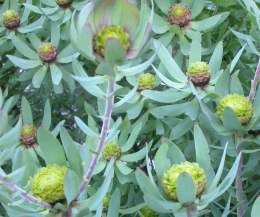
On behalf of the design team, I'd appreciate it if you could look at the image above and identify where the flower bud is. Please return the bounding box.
[216,94,253,124]
[94,25,130,57]
[103,194,110,210]
[56,0,72,8]
[137,73,156,90]
[162,161,206,201]
[139,206,159,217]
[20,124,37,148]
[103,143,121,161]
[187,61,211,87]
[168,4,191,27]
[2,10,20,30]
[32,165,67,203]
[38,43,57,63]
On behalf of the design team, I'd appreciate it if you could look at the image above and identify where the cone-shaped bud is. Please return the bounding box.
[168,4,191,27]
[138,73,156,90]
[94,25,130,57]
[162,161,206,201]
[3,10,20,30]
[187,61,211,86]
[20,124,37,148]
[38,43,57,63]
[32,165,67,203]
[56,0,72,8]
[217,94,253,124]
[103,143,121,161]
[139,206,159,217]
[103,194,110,210]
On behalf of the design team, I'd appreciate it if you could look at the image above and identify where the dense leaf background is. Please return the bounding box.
[0,0,259,217]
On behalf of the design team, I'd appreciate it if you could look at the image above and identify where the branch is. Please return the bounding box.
[248,59,260,101]
[0,174,51,209]
[75,79,116,200]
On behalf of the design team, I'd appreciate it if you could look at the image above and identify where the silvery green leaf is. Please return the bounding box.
[189,31,201,65]
[118,52,156,77]
[176,172,196,204]
[32,65,48,88]
[154,40,187,83]
[210,41,223,79]
[37,127,67,165]
[191,12,230,31]
[7,55,41,70]
[154,143,171,178]
[251,197,260,217]
[141,89,190,103]
[194,124,215,185]
[21,97,33,125]
[50,64,63,85]
[41,99,51,129]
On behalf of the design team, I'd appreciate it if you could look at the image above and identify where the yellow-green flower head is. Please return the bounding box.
[103,194,110,210]
[168,4,191,27]
[139,206,159,217]
[162,161,206,201]
[38,43,57,63]
[20,124,37,148]
[216,94,253,124]
[103,143,121,161]
[138,73,156,90]
[2,10,20,30]
[93,25,130,57]
[187,61,211,86]
[32,165,67,203]
[56,0,72,8]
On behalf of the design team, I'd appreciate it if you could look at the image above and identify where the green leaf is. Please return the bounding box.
[230,44,246,73]
[51,22,60,47]
[107,189,121,217]
[37,127,67,165]
[189,31,201,65]
[121,122,142,152]
[50,64,63,85]
[135,169,164,200]
[194,124,215,184]
[120,147,147,163]
[154,40,187,83]
[7,55,41,70]
[105,38,125,64]
[141,89,189,103]
[176,172,196,204]
[41,100,52,129]
[251,197,260,217]
[85,160,115,210]
[143,194,181,213]
[223,108,242,131]
[10,34,37,59]
[191,12,230,31]
[32,65,48,88]
[64,169,81,205]
[116,161,133,175]
[209,41,223,79]
[60,128,83,177]
[154,143,171,178]
[21,97,33,125]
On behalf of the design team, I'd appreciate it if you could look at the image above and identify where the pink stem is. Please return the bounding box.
[75,79,115,200]
[0,174,51,209]
[248,60,260,101]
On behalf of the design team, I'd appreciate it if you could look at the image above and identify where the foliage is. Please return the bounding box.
[0,0,259,217]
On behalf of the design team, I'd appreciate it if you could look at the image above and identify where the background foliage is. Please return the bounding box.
[0,0,259,217]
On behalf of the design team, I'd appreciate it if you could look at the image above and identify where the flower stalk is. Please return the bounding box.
[248,59,260,101]
[75,79,116,200]
[0,174,51,209]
